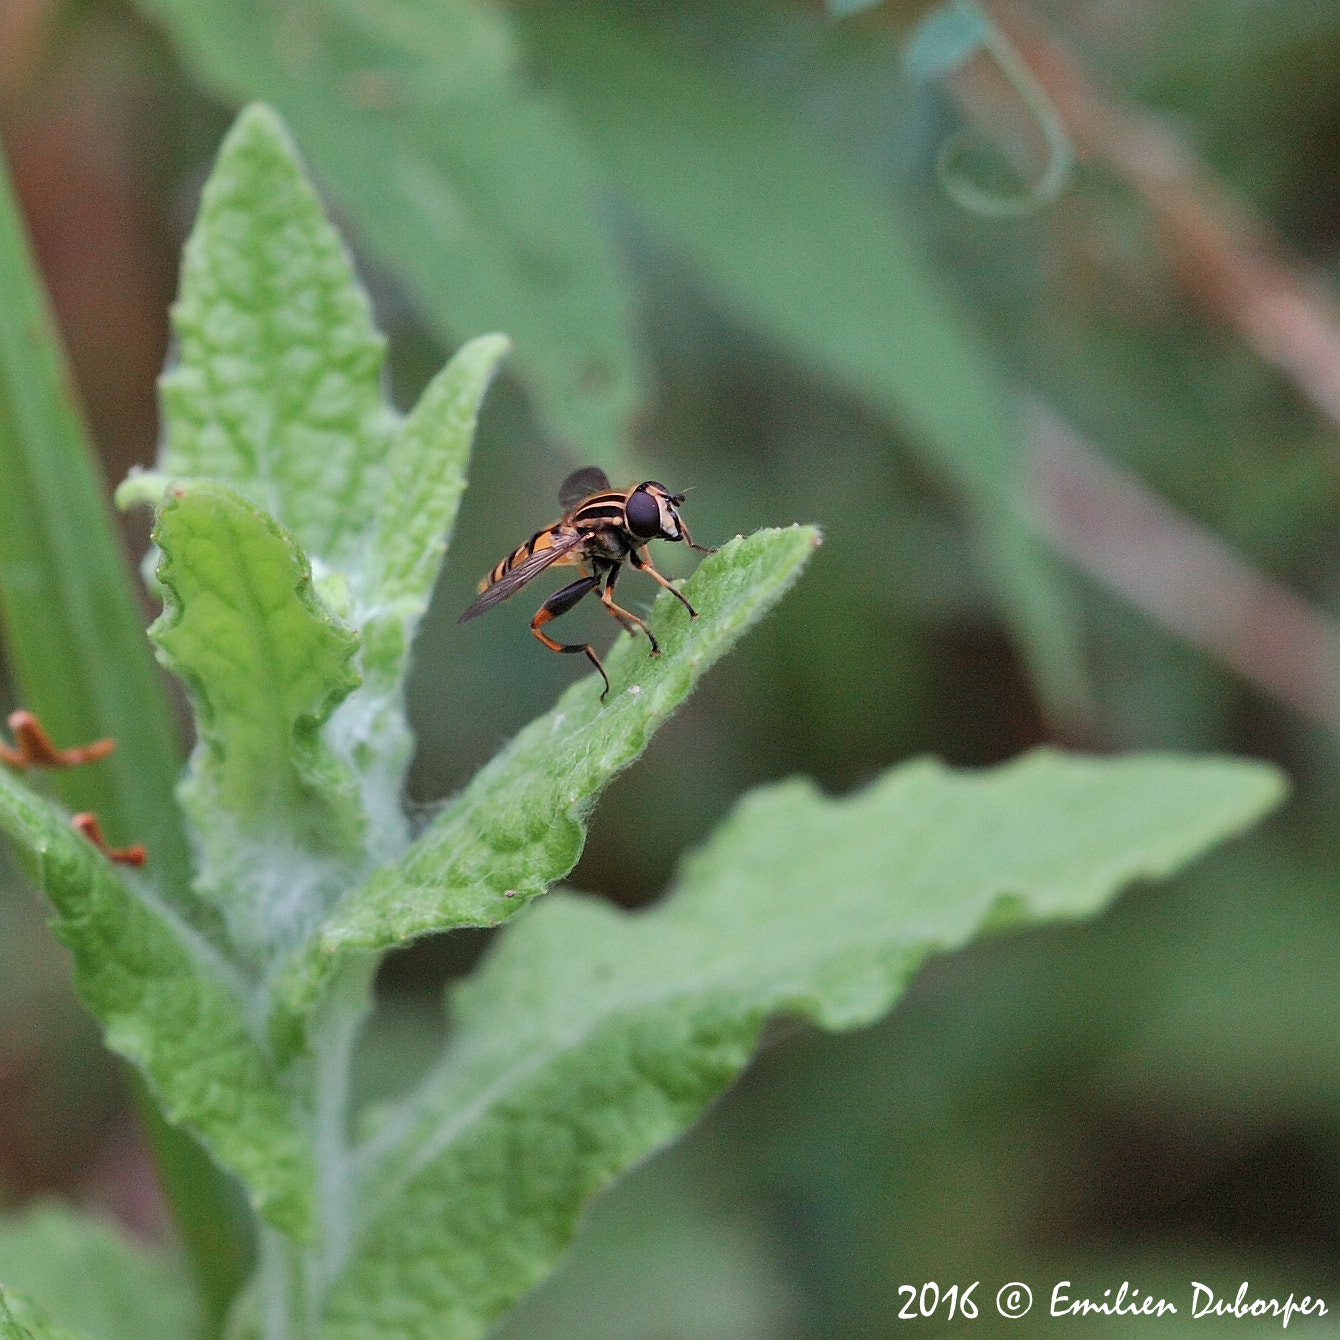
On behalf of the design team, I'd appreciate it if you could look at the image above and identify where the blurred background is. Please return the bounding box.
[3,0,1340,1334]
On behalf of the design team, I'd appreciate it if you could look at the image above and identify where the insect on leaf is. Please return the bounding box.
[520,6,1089,720]
[275,525,822,1026]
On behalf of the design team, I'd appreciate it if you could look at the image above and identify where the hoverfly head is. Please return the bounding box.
[625,482,681,541]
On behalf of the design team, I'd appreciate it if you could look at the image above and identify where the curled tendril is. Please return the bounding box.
[903,0,1073,220]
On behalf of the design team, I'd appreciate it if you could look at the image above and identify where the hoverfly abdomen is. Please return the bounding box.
[458,466,715,701]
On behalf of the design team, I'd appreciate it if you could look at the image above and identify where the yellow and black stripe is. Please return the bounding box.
[483,522,580,592]
[480,491,631,591]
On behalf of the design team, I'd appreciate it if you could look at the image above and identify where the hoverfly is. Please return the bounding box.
[458,466,714,700]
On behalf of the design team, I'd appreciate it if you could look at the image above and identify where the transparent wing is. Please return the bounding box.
[559,466,612,510]
[457,530,588,624]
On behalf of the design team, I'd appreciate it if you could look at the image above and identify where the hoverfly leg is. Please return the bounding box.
[601,565,659,655]
[536,574,599,621]
[531,576,612,700]
[629,547,698,619]
[677,518,716,555]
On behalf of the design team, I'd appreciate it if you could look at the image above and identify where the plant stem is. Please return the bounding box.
[0,136,251,1332]
[258,1226,307,1340]
[310,955,378,1291]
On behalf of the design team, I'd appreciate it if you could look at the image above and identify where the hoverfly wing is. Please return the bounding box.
[457,529,588,624]
[558,466,612,511]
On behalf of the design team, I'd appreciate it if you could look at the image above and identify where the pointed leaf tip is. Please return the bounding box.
[326,748,1282,1338]
[161,100,395,566]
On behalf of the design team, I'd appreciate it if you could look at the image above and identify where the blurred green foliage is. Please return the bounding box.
[2,0,1340,1336]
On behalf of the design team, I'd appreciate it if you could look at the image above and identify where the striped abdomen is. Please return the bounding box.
[476,491,632,594]
[481,522,580,591]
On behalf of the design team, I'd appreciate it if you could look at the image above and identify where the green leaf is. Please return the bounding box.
[324,751,1283,1338]
[158,104,397,569]
[0,112,191,885]
[0,1287,85,1340]
[81,107,514,1259]
[364,333,511,665]
[275,525,821,1025]
[135,4,643,470]
[520,7,1087,718]
[0,766,312,1237]
[138,108,511,862]
[493,1144,796,1340]
[150,481,363,957]
[330,332,511,859]
[0,131,254,1325]
[0,1205,199,1340]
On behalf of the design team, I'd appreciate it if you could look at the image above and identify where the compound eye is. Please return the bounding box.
[625,487,662,539]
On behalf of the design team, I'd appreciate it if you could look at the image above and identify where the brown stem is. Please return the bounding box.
[1026,401,1340,734]
[979,0,1340,435]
